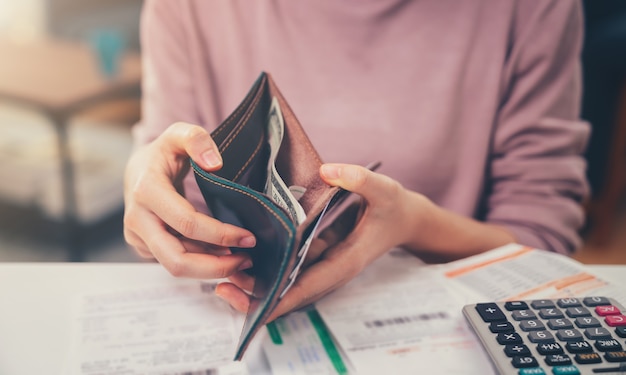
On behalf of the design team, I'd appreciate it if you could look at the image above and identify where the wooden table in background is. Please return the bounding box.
[0,37,141,261]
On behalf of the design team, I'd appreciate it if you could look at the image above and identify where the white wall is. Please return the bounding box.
[0,0,47,40]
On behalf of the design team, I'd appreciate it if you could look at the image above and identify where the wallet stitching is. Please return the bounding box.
[212,91,252,139]
[219,82,265,154]
[213,75,267,140]
[193,165,296,358]
[232,133,265,182]
[193,170,295,235]
[216,79,266,180]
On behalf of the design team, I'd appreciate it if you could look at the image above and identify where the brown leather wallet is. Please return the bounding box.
[191,72,364,360]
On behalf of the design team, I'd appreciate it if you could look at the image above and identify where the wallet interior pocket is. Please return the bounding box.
[191,72,343,360]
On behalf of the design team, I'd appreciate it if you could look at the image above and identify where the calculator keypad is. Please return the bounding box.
[463,297,626,375]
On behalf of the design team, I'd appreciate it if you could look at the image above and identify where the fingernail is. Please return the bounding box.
[238,259,253,271]
[239,235,256,248]
[214,286,224,299]
[321,164,340,179]
[202,149,222,168]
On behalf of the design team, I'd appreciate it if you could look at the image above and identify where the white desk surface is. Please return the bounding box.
[0,262,624,375]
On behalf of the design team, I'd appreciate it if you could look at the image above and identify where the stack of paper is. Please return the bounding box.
[262,244,626,374]
[65,244,626,374]
[66,282,248,375]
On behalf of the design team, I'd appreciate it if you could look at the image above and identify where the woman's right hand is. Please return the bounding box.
[123,122,256,279]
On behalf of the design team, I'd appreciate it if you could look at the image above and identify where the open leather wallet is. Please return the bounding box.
[190,72,376,360]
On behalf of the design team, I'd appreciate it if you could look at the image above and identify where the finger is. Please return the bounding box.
[132,173,256,248]
[227,271,255,293]
[124,228,154,259]
[269,214,394,321]
[178,237,231,255]
[302,238,329,267]
[320,163,401,203]
[215,282,250,313]
[268,248,360,321]
[137,211,253,278]
[123,208,155,259]
[315,200,362,250]
[161,122,223,171]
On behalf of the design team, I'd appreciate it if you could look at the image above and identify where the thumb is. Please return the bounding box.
[161,122,222,171]
[320,163,397,202]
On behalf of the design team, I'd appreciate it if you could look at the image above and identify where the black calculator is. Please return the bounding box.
[463,297,626,375]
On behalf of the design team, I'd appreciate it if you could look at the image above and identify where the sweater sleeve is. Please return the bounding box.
[487,0,590,254]
[132,0,199,146]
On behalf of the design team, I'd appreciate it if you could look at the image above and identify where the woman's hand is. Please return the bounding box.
[123,122,256,278]
[215,163,422,318]
[214,161,516,318]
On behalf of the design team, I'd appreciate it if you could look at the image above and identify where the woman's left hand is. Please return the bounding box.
[215,163,427,321]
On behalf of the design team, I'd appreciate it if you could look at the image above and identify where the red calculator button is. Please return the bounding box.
[595,305,621,316]
[605,315,626,327]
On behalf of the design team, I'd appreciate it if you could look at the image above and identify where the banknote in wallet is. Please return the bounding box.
[190,72,377,360]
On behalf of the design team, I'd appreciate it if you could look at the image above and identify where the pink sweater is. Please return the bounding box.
[135,0,590,254]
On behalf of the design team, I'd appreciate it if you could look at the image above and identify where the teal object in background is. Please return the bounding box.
[89,28,125,79]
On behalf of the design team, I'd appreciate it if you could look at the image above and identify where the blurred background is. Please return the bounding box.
[0,0,142,262]
[0,0,624,264]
